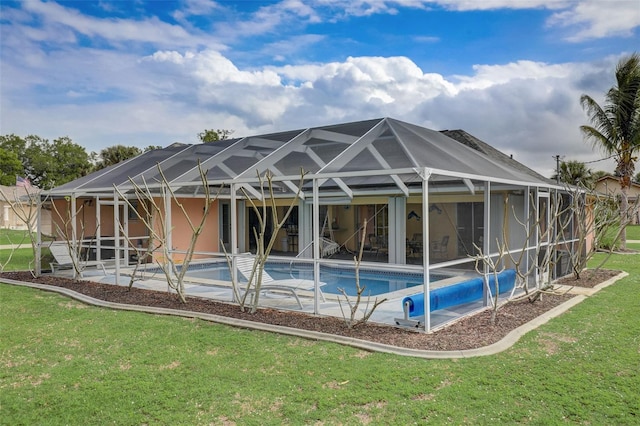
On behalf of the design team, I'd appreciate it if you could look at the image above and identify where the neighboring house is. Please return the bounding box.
[44,117,583,330]
[595,176,640,225]
[0,185,52,235]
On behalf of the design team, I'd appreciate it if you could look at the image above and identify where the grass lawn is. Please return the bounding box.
[0,229,53,246]
[0,248,35,271]
[0,228,54,271]
[1,253,639,423]
[0,247,52,272]
[626,224,640,240]
[0,229,32,246]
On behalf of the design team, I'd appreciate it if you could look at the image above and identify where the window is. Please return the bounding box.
[128,201,139,220]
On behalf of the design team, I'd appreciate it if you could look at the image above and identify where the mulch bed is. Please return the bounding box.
[555,268,621,288]
[0,269,621,351]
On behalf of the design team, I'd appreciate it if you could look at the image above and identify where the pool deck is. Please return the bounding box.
[54,263,510,331]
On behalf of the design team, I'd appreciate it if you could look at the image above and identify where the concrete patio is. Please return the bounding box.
[59,263,513,331]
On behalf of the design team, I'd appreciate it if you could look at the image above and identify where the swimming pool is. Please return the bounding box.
[183,262,447,296]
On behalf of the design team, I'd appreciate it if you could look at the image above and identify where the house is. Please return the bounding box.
[42,118,581,330]
[0,184,52,235]
[594,175,640,225]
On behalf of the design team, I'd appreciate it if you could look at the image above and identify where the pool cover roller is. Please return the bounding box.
[402,269,517,317]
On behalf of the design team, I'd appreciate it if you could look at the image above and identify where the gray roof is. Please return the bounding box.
[47,117,557,197]
[440,129,554,185]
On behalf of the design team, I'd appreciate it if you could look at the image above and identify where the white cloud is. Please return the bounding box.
[213,0,321,40]
[1,0,633,177]
[20,0,219,48]
[175,0,222,17]
[453,61,573,91]
[313,0,560,16]
[427,0,569,11]
[261,34,327,62]
[1,36,623,174]
[412,35,440,43]
[547,0,640,41]
[317,1,639,41]
[442,0,640,41]
[144,50,283,86]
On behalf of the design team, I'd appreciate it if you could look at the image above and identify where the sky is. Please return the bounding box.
[1,0,639,178]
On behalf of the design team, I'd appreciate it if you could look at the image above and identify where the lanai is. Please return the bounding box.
[42,117,572,331]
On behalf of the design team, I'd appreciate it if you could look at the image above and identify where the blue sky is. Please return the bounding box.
[1,0,639,177]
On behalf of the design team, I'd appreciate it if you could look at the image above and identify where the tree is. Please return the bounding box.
[635,171,640,183]
[0,134,27,154]
[94,145,142,170]
[0,135,28,183]
[229,170,304,313]
[552,160,594,187]
[580,53,640,249]
[0,148,23,186]
[337,219,387,328]
[591,170,609,182]
[0,185,46,276]
[197,129,234,143]
[115,162,220,302]
[0,134,92,189]
[46,137,93,188]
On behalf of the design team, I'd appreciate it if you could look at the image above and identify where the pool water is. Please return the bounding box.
[184,262,446,296]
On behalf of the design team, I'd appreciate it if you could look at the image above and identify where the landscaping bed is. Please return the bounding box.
[0,269,620,351]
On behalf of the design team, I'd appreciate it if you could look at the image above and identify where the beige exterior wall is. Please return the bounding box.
[51,196,219,262]
[169,198,219,262]
[0,185,52,235]
[595,176,640,225]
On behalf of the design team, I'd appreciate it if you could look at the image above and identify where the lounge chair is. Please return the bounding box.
[430,235,449,260]
[235,255,325,308]
[49,241,107,278]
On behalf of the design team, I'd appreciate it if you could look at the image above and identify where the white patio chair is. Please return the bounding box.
[49,241,107,278]
[235,255,325,308]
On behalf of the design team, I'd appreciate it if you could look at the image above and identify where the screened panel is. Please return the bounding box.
[391,123,486,174]
[244,138,285,152]
[48,117,555,198]
[224,155,264,175]
[128,144,228,187]
[320,119,381,137]
[274,151,322,175]
[205,165,235,181]
[371,137,414,168]
[303,139,349,164]
[392,120,542,182]
[339,149,380,172]
[253,129,305,143]
[81,145,187,191]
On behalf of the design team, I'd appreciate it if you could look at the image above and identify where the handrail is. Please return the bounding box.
[289,241,314,275]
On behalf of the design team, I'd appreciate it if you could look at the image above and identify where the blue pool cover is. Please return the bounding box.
[402,269,517,316]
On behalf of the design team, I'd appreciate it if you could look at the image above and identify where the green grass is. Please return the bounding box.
[0,229,32,246]
[0,229,53,246]
[1,254,639,423]
[626,224,640,240]
[600,224,639,249]
[0,228,53,271]
[0,247,52,271]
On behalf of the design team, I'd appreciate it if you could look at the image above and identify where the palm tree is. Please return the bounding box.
[552,160,594,188]
[581,53,640,249]
[591,170,609,183]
